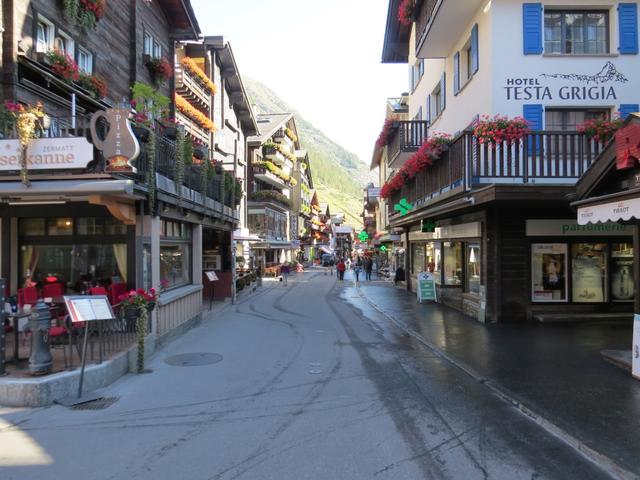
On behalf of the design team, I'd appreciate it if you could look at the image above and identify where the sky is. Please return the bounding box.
[190,0,407,166]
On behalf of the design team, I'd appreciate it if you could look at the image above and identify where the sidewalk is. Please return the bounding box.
[354,280,639,479]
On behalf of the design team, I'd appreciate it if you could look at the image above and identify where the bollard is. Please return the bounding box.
[29,301,53,375]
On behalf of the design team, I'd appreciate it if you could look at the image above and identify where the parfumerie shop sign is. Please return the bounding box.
[0,137,93,170]
[526,219,630,236]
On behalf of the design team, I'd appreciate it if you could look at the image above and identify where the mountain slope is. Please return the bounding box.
[243,77,368,227]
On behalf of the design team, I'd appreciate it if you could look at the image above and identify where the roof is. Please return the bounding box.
[381,0,411,63]
[248,113,294,145]
[157,0,201,39]
[204,37,258,136]
[576,113,640,201]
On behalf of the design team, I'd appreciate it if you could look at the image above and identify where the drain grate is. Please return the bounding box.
[71,396,119,411]
[164,352,223,367]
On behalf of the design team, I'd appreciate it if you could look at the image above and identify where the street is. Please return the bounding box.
[0,270,611,480]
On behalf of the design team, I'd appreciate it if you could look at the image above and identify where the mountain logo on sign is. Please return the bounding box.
[540,61,628,84]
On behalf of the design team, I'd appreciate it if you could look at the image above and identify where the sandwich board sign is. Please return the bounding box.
[417,272,437,303]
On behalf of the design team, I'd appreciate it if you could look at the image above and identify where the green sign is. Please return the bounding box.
[358,230,369,242]
[421,219,436,233]
[418,279,437,302]
[379,245,387,252]
[394,198,413,216]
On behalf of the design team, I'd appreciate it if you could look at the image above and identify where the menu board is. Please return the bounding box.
[205,271,219,282]
[64,296,115,322]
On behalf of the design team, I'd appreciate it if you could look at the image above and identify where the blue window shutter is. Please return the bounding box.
[453,52,460,95]
[440,72,446,112]
[471,24,479,72]
[619,104,639,118]
[618,3,638,54]
[523,104,543,154]
[523,3,543,54]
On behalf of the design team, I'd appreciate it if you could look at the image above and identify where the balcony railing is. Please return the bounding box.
[175,111,211,146]
[388,129,605,218]
[388,120,429,167]
[0,116,238,214]
[175,65,211,110]
[415,0,439,53]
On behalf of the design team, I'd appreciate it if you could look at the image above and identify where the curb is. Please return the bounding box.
[356,284,638,480]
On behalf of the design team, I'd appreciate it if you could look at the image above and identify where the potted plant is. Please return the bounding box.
[577,116,622,143]
[145,56,173,86]
[118,287,158,373]
[77,72,108,99]
[472,115,530,147]
[46,50,80,83]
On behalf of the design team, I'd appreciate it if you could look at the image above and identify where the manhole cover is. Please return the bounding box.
[71,397,119,411]
[164,353,223,367]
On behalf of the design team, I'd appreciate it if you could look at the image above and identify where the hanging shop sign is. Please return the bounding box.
[504,62,627,102]
[526,219,630,236]
[90,108,140,173]
[394,198,413,216]
[0,137,93,170]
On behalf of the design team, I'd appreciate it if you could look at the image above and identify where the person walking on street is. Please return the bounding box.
[280,263,290,286]
[354,263,362,283]
[364,257,373,281]
[336,259,346,281]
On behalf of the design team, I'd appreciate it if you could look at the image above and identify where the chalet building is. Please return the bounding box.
[246,113,301,268]
[292,150,314,263]
[173,36,258,299]
[0,1,249,341]
[378,0,640,322]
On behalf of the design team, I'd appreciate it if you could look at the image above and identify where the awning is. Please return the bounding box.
[0,179,136,202]
[574,189,640,225]
[252,240,294,249]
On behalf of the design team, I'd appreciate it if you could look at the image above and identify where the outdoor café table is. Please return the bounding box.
[5,309,32,362]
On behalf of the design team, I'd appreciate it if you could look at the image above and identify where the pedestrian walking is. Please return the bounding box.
[354,264,361,283]
[280,263,290,286]
[336,259,346,281]
[364,257,373,281]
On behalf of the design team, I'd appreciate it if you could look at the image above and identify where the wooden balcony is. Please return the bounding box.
[175,65,211,111]
[388,130,605,221]
[415,0,485,58]
[388,120,429,168]
[175,111,210,146]
[253,166,290,189]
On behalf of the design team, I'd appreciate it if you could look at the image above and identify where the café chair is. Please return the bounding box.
[42,283,64,298]
[89,286,108,296]
[18,287,39,308]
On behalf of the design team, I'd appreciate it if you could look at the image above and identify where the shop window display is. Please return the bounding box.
[572,243,607,303]
[611,243,634,301]
[412,243,425,274]
[466,243,481,295]
[426,242,442,284]
[444,242,463,286]
[532,244,567,302]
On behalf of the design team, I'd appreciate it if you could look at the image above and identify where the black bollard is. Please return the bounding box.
[29,301,53,375]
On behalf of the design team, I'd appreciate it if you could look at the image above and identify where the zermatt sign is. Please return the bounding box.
[504,62,626,101]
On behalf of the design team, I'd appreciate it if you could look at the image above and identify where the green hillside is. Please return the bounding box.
[243,77,368,227]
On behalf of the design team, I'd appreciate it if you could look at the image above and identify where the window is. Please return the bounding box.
[611,243,634,301]
[54,30,74,57]
[432,84,443,118]
[426,242,442,285]
[144,32,153,56]
[411,243,425,274]
[545,109,609,131]
[443,242,462,285]
[153,41,162,59]
[77,47,93,74]
[532,243,568,302]
[464,44,473,81]
[36,17,54,53]
[572,243,607,302]
[466,243,481,294]
[48,218,74,236]
[160,220,193,289]
[544,10,609,54]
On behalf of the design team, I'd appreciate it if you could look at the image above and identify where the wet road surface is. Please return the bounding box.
[0,271,612,479]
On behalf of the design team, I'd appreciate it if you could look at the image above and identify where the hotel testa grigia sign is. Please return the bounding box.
[0,137,93,170]
[504,62,627,101]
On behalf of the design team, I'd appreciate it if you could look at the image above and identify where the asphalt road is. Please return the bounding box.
[0,271,611,479]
